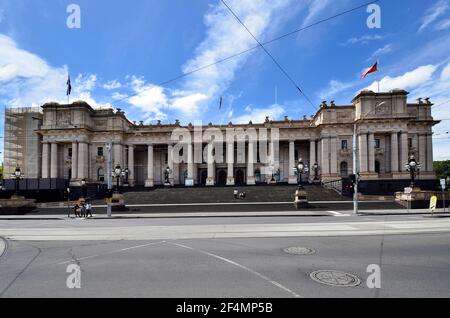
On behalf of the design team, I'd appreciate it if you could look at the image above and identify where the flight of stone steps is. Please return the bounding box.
[121,185,348,205]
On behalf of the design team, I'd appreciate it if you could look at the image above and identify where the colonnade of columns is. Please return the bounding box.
[40,133,435,184]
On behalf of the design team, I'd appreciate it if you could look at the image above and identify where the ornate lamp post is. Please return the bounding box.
[312,162,319,181]
[112,165,126,193]
[81,178,87,198]
[11,167,24,196]
[295,159,309,189]
[405,155,421,188]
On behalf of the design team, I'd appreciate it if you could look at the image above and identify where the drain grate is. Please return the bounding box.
[310,270,361,287]
[283,247,316,255]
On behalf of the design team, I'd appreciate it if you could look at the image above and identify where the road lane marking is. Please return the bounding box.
[170,242,302,298]
[56,241,166,265]
[327,211,351,217]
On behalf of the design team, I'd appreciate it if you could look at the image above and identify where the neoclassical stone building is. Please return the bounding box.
[32,90,438,193]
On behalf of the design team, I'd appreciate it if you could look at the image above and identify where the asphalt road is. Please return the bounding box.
[1,215,449,298]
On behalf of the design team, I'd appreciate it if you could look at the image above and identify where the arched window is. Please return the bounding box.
[98,167,105,182]
[340,162,349,177]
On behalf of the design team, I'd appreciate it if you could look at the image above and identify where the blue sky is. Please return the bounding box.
[1,0,450,161]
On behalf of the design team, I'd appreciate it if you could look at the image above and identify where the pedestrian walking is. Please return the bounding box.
[81,203,87,218]
[86,201,93,218]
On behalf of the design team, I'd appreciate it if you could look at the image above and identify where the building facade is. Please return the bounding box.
[5,90,439,194]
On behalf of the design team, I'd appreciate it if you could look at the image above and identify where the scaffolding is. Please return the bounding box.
[3,107,43,180]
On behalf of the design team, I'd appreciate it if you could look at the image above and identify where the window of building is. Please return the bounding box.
[97,147,104,157]
[375,139,381,149]
[375,161,381,174]
[68,148,72,158]
[341,140,348,150]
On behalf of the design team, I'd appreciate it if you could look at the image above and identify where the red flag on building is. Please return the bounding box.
[361,62,378,78]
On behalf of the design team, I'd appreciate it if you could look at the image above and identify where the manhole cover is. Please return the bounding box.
[310,270,361,287]
[283,247,316,255]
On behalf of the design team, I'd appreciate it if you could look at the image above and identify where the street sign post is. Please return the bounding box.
[441,179,447,213]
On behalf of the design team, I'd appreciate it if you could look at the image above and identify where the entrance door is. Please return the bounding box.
[199,170,208,186]
[217,170,227,186]
[235,169,245,186]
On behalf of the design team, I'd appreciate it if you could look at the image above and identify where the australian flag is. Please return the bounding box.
[66,75,72,96]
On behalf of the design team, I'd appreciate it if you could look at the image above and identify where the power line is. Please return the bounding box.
[220,0,315,109]
[111,0,381,108]
[433,99,450,109]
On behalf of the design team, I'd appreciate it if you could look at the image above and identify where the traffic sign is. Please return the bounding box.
[441,179,446,190]
[429,195,438,212]
[404,187,413,194]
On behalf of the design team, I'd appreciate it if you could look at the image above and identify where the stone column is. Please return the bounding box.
[419,134,427,171]
[186,143,194,185]
[145,144,154,187]
[50,143,58,179]
[128,145,135,186]
[330,138,338,175]
[168,144,174,185]
[391,132,399,173]
[247,141,255,185]
[206,143,215,186]
[400,132,409,172]
[226,141,235,185]
[426,134,434,172]
[77,142,88,180]
[288,141,297,184]
[368,133,375,173]
[42,142,50,179]
[358,134,368,173]
[113,144,123,167]
[321,138,330,175]
[71,142,78,181]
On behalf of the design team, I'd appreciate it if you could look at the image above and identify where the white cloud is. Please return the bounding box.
[367,44,393,62]
[302,0,333,27]
[419,0,449,32]
[175,0,295,118]
[233,104,285,124]
[103,80,122,90]
[0,34,49,82]
[0,34,108,108]
[435,18,450,30]
[74,74,97,93]
[318,79,357,100]
[342,35,384,46]
[366,65,437,92]
[441,61,450,80]
[128,84,168,114]
[112,92,128,100]
[170,92,208,113]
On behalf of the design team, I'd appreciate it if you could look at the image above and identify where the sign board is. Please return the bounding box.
[404,187,413,194]
[441,179,446,190]
[185,179,194,187]
[429,195,438,211]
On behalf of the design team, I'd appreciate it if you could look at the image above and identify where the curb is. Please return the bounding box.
[0,237,8,260]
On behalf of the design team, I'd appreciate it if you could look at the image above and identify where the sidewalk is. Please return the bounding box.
[1,209,449,220]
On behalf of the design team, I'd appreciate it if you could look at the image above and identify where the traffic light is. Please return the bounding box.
[350,174,357,184]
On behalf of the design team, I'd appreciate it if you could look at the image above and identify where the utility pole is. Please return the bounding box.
[353,123,359,215]
[107,141,113,217]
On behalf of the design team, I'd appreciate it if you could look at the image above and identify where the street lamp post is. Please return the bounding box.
[313,163,319,181]
[405,155,421,188]
[81,179,87,199]
[112,165,124,193]
[11,167,24,196]
[295,159,309,189]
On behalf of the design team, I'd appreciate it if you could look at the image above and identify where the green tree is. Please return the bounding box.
[434,161,450,179]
